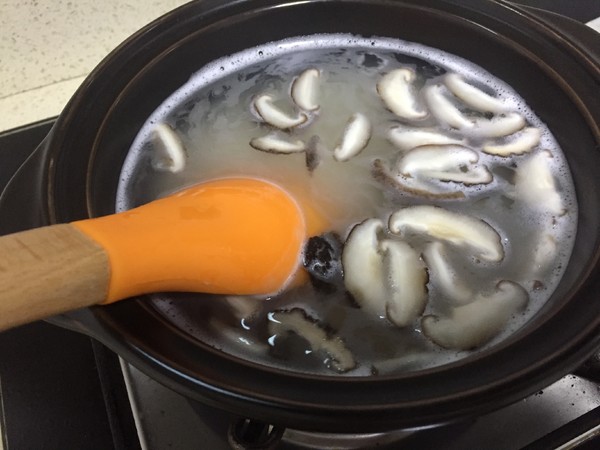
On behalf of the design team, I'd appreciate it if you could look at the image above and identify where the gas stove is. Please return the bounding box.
[1,2,600,449]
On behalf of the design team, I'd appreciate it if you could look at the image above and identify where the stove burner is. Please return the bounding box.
[228,419,284,450]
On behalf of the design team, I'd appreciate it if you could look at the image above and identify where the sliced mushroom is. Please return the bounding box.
[388,126,465,152]
[397,142,474,176]
[483,127,541,156]
[422,280,529,350]
[151,123,187,173]
[305,135,326,172]
[424,166,493,185]
[380,239,428,327]
[342,219,428,327]
[444,73,508,114]
[377,68,428,120]
[268,309,356,372]
[250,132,306,154]
[333,113,372,161]
[341,218,388,314]
[469,112,526,138]
[389,205,504,262]
[372,159,466,200]
[397,144,492,186]
[422,84,474,129]
[253,94,308,129]
[291,68,320,111]
[303,232,343,285]
[423,241,473,305]
[514,150,565,215]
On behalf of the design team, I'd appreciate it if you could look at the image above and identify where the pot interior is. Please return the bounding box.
[45,0,600,431]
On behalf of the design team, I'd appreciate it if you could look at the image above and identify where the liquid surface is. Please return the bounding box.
[117,34,577,376]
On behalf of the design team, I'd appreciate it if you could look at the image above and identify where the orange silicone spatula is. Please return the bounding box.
[0,177,310,331]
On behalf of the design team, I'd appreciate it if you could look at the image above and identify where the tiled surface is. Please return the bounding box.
[0,2,599,134]
[0,0,188,132]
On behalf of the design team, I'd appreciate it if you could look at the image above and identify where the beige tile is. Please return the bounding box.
[0,0,187,131]
[0,76,85,131]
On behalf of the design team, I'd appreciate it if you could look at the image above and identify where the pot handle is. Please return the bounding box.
[0,224,110,331]
[0,130,53,236]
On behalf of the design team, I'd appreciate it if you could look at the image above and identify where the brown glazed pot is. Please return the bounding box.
[1,0,600,433]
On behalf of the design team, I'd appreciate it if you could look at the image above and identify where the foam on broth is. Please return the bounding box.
[117,34,577,376]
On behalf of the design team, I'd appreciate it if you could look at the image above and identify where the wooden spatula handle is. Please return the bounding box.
[0,224,110,331]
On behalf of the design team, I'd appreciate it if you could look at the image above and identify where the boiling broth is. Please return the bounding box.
[117,34,577,376]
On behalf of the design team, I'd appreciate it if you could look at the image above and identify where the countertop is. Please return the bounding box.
[0,0,188,133]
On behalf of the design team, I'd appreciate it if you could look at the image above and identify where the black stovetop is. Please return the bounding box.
[1,2,600,449]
